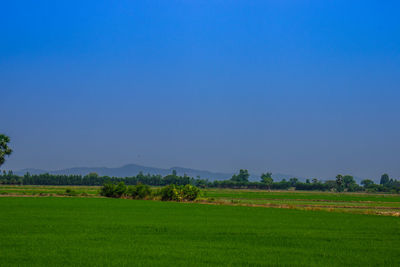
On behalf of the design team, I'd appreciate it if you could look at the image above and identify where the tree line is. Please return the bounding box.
[1,134,399,193]
[1,169,399,193]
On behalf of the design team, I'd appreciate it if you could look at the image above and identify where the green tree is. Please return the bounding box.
[289,178,299,187]
[343,175,356,189]
[361,179,374,188]
[114,181,127,197]
[380,174,390,186]
[336,174,344,192]
[0,134,12,167]
[324,180,337,191]
[100,183,116,197]
[231,169,249,183]
[260,172,273,189]
[87,172,99,178]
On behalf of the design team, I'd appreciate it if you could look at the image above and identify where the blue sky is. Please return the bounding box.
[1,1,399,180]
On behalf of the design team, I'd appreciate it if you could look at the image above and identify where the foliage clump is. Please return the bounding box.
[159,184,201,201]
[1,166,400,193]
[100,182,201,201]
[0,134,12,167]
[100,181,128,198]
[65,188,78,196]
[128,183,152,199]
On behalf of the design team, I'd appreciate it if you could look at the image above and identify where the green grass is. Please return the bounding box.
[202,189,400,215]
[204,189,400,202]
[0,185,99,196]
[0,197,399,266]
[1,185,400,215]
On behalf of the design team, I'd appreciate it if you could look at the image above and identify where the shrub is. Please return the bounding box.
[114,182,127,197]
[100,183,116,197]
[160,184,181,201]
[159,184,201,201]
[100,182,127,198]
[100,182,200,201]
[128,183,152,199]
[182,184,201,201]
[65,188,78,196]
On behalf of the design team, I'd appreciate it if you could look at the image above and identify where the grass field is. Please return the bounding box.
[0,185,100,196]
[0,197,399,266]
[203,189,400,216]
[1,185,400,216]
[204,189,400,202]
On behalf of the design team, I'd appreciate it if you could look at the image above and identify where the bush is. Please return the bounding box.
[160,184,182,201]
[100,182,201,201]
[159,184,201,201]
[100,182,127,198]
[114,182,127,197]
[100,183,116,197]
[182,184,201,201]
[65,188,78,196]
[128,183,152,199]
[347,183,362,192]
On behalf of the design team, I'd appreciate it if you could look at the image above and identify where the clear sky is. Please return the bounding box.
[1,1,399,180]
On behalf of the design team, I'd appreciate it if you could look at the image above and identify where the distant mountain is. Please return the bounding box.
[16,168,48,175]
[15,163,304,182]
[16,164,234,181]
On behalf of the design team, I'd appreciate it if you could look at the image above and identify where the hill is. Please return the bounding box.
[14,164,301,181]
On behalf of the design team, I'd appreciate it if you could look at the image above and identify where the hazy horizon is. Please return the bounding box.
[2,162,380,181]
[1,1,399,180]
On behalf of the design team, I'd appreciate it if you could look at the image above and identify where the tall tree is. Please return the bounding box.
[231,169,250,183]
[261,172,273,189]
[343,175,356,189]
[361,179,374,188]
[289,178,299,187]
[380,174,390,186]
[335,174,344,192]
[0,134,12,167]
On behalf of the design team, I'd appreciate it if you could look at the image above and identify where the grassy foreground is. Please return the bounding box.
[1,185,400,215]
[203,189,400,216]
[0,197,399,266]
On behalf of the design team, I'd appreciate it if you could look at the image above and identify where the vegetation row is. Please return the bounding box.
[1,134,399,193]
[100,182,201,201]
[1,170,399,193]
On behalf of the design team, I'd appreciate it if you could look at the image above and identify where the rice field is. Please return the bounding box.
[1,185,400,216]
[202,189,400,216]
[0,197,399,266]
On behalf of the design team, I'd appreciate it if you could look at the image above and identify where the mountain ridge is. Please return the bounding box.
[14,163,302,182]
